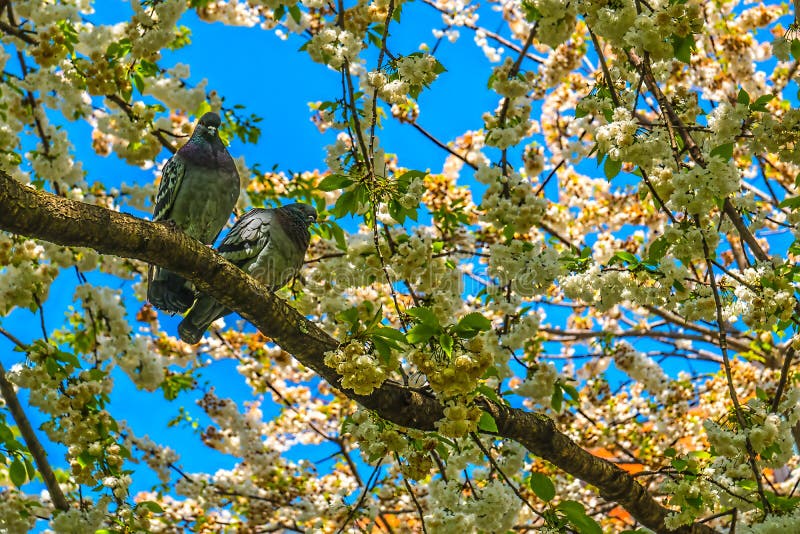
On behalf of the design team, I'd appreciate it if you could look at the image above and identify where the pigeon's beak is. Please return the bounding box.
[307,215,317,224]
[207,126,217,135]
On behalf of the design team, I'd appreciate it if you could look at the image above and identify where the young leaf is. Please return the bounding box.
[439,332,454,357]
[737,88,750,106]
[318,174,354,191]
[604,158,622,180]
[9,457,27,487]
[453,312,492,338]
[557,501,602,534]
[478,411,498,433]
[529,472,556,502]
[709,143,734,161]
[406,323,437,344]
[406,307,441,328]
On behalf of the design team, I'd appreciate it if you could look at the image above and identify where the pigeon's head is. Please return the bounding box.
[194,112,222,141]
[283,203,318,227]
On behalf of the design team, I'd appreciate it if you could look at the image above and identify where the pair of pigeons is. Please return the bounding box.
[147,112,317,344]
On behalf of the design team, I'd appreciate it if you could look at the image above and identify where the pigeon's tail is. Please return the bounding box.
[178,295,230,344]
[147,266,195,315]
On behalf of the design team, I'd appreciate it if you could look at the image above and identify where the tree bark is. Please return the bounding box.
[0,171,716,533]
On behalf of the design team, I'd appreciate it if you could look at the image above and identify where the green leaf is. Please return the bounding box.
[737,88,750,106]
[529,472,556,501]
[54,350,80,368]
[137,501,164,514]
[453,312,492,338]
[671,34,695,63]
[478,411,498,433]
[9,457,27,487]
[671,458,688,472]
[791,39,800,61]
[396,170,427,189]
[24,458,36,480]
[709,142,734,161]
[406,307,440,328]
[779,196,800,210]
[476,384,502,403]
[439,333,454,356]
[0,422,13,443]
[561,382,579,402]
[551,385,563,412]
[750,94,774,112]
[647,235,670,262]
[612,251,638,265]
[604,157,622,180]
[406,323,437,344]
[329,221,347,251]
[557,501,602,534]
[330,190,356,218]
[373,327,407,343]
[288,4,302,24]
[318,174,354,191]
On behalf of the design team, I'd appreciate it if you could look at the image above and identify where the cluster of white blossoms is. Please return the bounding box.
[0,237,59,315]
[425,477,521,533]
[129,0,188,59]
[195,0,262,27]
[323,340,397,395]
[366,53,442,105]
[560,264,657,312]
[527,0,576,48]
[346,409,411,463]
[661,223,720,262]
[409,335,491,398]
[585,0,703,61]
[436,400,484,437]
[580,0,637,47]
[398,177,426,209]
[595,109,673,171]
[49,498,110,533]
[513,361,560,408]
[728,262,796,329]
[367,70,409,105]
[706,101,749,147]
[306,28,362,70]
[613,342,670,395]
[475,165,547,233]
[484,65,534,148]
[124,431,181,485]
[704,391,800,469]
[488,241,562,297]
[143,63,209,115]
[667,158,741,215]
[738,507,800,534]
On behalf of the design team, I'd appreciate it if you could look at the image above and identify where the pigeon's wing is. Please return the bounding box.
[217,209,274,266]
[152,155,186,222]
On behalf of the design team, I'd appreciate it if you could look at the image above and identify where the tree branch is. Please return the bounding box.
[0,171,714,533]
[0,329,70,511]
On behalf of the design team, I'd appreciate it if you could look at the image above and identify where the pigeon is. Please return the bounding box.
[147,112,241,314]
[178,203,317,344]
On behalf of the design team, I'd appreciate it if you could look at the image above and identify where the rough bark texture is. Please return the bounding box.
[0,171,716,533]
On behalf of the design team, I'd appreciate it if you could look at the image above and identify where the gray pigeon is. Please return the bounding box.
[178,203,317,344]
[147,112,240,314]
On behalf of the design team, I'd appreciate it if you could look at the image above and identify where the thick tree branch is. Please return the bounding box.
[0,171,715,533]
